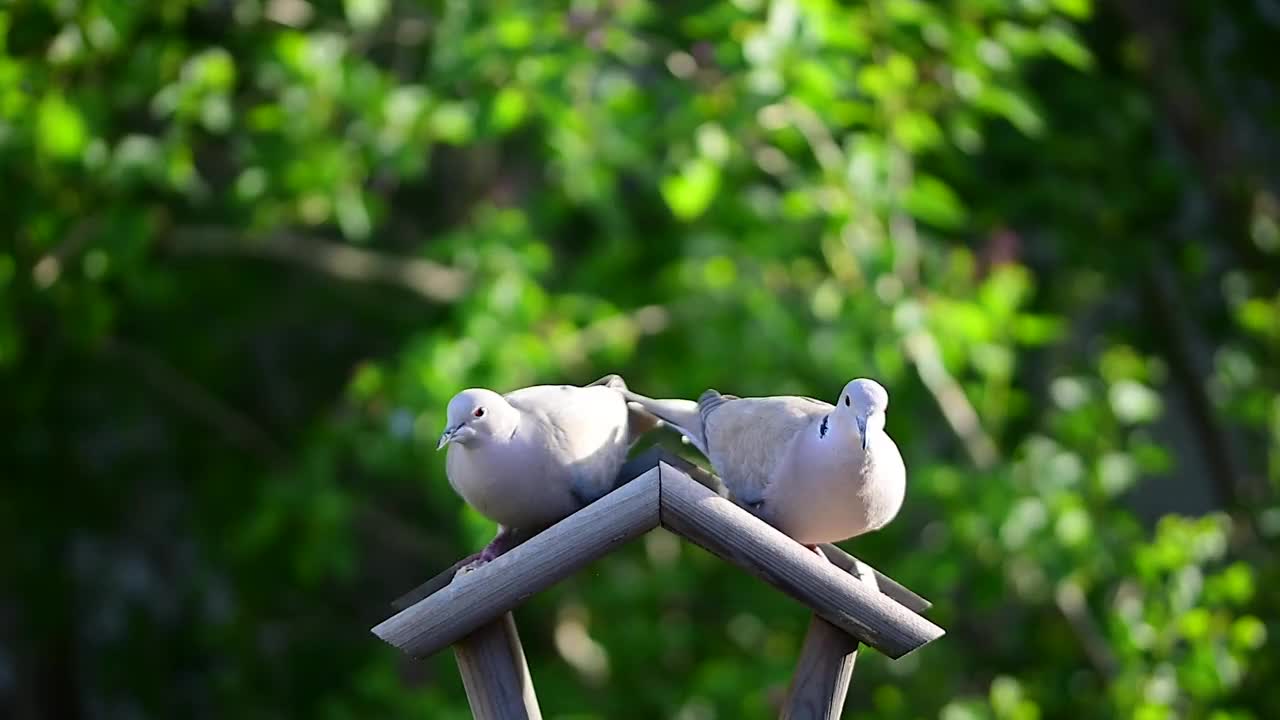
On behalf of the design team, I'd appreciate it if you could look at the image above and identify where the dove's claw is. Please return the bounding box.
[454,527,518,578]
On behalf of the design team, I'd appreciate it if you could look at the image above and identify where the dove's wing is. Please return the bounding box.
[505,383,634,505]
[700,393,830,507]
[586,374,663,446]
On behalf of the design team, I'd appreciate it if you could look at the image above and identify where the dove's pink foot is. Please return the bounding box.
[456,527,519,575]
[804,543,830,562]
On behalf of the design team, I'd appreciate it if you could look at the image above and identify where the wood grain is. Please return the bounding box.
[453,613,543,720]
[657,462,944,659]
[780,616,859,720]
[372,468,660,658]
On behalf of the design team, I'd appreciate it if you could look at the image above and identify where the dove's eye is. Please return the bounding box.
[473,408,486,418]
[843,396,850,407]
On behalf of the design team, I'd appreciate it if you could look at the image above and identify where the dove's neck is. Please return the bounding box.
[487,407,521,443]
[817,410,860,448]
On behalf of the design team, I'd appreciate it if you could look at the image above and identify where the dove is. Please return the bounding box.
[621,379,905,547]
[438,374,659,567]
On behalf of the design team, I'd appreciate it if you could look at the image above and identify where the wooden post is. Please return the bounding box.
[780,550,875,720]
[780,617,859,720]
[454,612,543,720]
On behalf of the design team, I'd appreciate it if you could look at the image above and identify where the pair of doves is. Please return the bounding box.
[438,374,905,568]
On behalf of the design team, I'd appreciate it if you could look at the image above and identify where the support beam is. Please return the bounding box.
[780,617,859,720]
[815,543,931,615]
[372,467,661,658]
[454,613,543,720]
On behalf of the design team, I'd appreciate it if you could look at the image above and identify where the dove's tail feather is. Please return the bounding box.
[619,390,709,455]
[586,373,627,390]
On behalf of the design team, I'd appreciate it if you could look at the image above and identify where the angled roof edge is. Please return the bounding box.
[374,447,944,661]
[373,466,661,658]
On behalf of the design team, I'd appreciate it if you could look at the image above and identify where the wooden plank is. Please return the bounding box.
[454,613,543,720]
[657,462,944,659]
[390,451,670,612]
[390,449,670,613]
[815,543,932,615]
[372,467,661,658]
[780,616,859,720]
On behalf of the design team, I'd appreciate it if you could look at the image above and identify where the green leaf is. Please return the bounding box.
[905,174,967,229]
[430,102,474,144]
[1051,0,1093,19]
[661,159,721,221]
[892,110,943,152]
[37,95,87,159]
[1041,24,1093,70]
[1230,616,1267,650]
[489,87,528,132]
[1108,379,1162,423]
[344,0,388,30]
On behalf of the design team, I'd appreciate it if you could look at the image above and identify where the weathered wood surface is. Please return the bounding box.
[780,616,860,720]
[387,447,711,612]
[372,468,660,658]
[657,462,944,658]
[454,613,543,720]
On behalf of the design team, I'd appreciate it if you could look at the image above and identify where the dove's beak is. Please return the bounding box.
[437,425,458,451]
[856,415,869,451]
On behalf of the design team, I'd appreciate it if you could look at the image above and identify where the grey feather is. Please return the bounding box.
[588,373,663,448]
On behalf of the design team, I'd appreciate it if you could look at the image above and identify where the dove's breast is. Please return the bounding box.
[765,428,906,545]
[446,438,580,529]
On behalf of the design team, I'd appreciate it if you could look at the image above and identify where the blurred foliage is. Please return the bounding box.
[2,0,1278,718]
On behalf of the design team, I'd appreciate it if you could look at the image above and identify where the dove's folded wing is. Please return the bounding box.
[585,373,663,445]
[506,383,634,505]
[702,395,829,507]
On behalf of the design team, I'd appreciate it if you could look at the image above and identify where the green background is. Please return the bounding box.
[2,0,1277,718]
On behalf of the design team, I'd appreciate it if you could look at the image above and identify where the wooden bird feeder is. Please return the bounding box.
[372,447,945,719]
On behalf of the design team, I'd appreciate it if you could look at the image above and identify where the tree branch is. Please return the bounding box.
[103,337,285,460]
[169,227,470,303]
[1055,579,1119,680]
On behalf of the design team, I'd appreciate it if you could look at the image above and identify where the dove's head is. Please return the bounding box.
[837,378,889,451]
[438,389,517,450]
